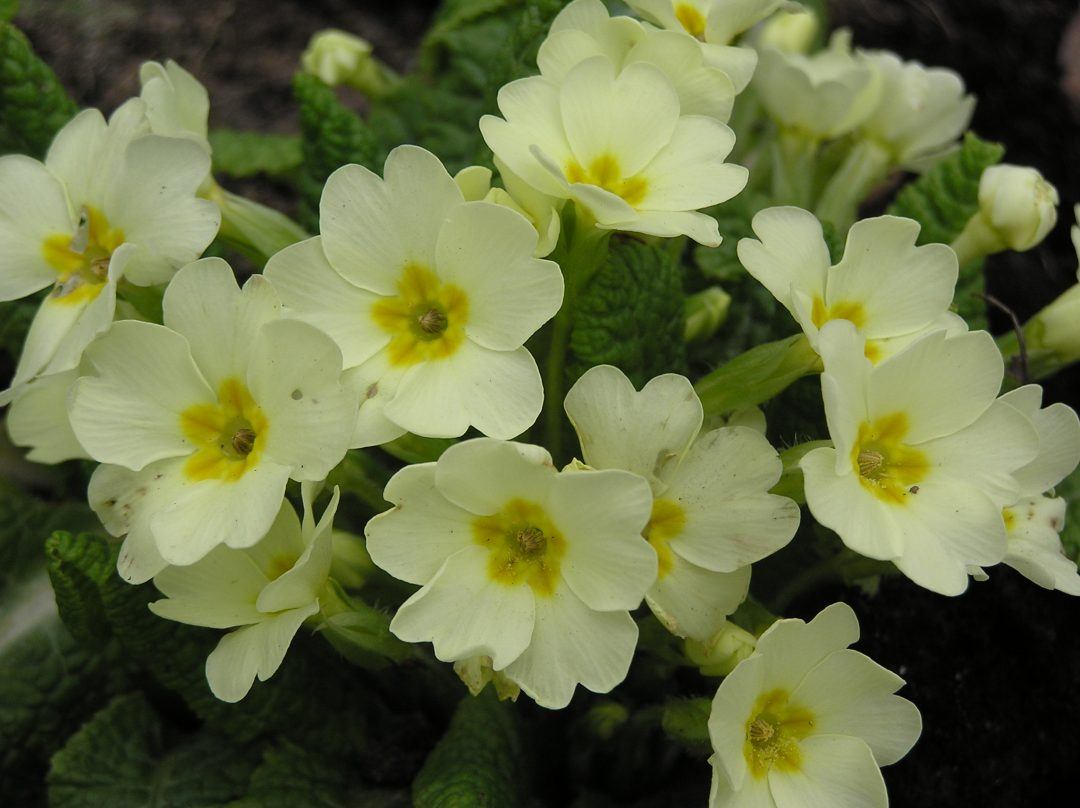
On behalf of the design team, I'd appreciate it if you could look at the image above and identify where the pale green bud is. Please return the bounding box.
[301,29,399,97]
[684,286,732,343]
[757,9,818,54]
[978,164,1059,251]
[1031,282,1080,367]
[684,621,757,676]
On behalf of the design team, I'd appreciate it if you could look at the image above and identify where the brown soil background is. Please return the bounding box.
[12,1,1080,805]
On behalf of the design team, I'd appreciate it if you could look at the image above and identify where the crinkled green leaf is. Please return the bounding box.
[1058,468,1080,563]
[47,693,260,808]
[228,740,410,808]
[293,72,381,231]
[0,22,78,158]
[208,129,302,179]
[412,690,526,808]
[568,236,687,389]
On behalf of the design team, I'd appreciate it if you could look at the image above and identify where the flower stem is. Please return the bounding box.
[542,206,610,460]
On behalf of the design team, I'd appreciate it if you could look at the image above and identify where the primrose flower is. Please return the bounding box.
[453,159,563,258]
[801,322,1040,596]
[0,99,217,399]
[626,0,791,46]
[537,0,737,122]
[755,8,818,54]
[150,485,340,702]
[993,386,1080,594]
[479,55,748,246]
[69,258,358,583]
[738,207,963,362]
[265,145,563,445]
[365,438,657,709]
[952,165,1059,267]
[857,52,974,169]
[564,365,800,641]
[754,30,882,139]
[708,603,921,808]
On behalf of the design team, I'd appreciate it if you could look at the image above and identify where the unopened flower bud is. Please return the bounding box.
[684,621,757,676]
[684,286,732,343]
[952,164,1058,265]
[1030,282,1080,367]
[757,9,818,54]
[301,29,398,97]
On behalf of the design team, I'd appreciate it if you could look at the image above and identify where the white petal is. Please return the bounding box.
[105,135,218,286]
[205,603,318,703]
[69,320,214,469]
[384,343,543,440]
[435,437,556,516]
[365,463,475,585]
[767,735,887,808]
[755,603,861,688]
[801,447,905,560]
[547,468,656,611]
[791,649,921,766]
[738,207,831,316]
[710,757,777,808]
[563,365,702,489]
[1014,398,1080,496]
[867,330,1003,444]
[1003,495,1080,595]
[383,145,465,270]
[919,397,1039,506]
[162,257,282,391]
[435,201,563,351]
[709,653,766,791]
[89,460,182,583]
[246,318,357,480]
[600,208,722,246]
[319,162,407,296]
[0,155,73,300]
[816,321,872,467]
[390,544,535,670]
[826,216,957,340]
[343,354,407,448]
[257,488,338,613]
[263,236,388,368]
[5,370,88,463]
[647,558,749,641]
[889,477,1007,595]
[148,460,291,565]
[502,583,638,709]
[639,116,746,211]
[150,544,267,628]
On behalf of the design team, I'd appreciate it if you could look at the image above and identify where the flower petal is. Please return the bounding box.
[150,544,267,628]
[647,557,749,641]
[5,370,88,464]
[434,437,556,516]
[639,116,746,211]
[738,206,831,316]
[754,603,860,689]
[502,582,638,709]
[767,734,887,808]
[390,544,535,670]
[0,155,73,300]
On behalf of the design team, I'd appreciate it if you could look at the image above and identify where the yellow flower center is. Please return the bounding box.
[809,297,884,362]
[472,498,566,596]
[41,205,124,306]
[674,3,707,39]
[565,154,648,207]
[180,377,269,482]
[266,553,298,581]
[644,498,686,579]
[851,412,929,505]
[371,263,469,367]
[744,689,816,779]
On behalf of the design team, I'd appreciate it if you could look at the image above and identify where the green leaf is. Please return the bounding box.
[47,693,260,807]
[1057,468,1080,563]
[568,236,688,389]
[228,740,410,808]
[0,0,17,24]
[208,129,302,179]
[888,133,1005,329]
[412,690,526,808]
[660,698,711,754]
[293,72,381,231]
[0,22,78,158]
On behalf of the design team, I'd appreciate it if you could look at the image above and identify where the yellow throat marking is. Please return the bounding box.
[371,263,469,367]
[674,3,707,39]
[472,498,566,597]
[565,154,648,207]
[41,206,124,306]
[851,412,929,505]
[180,377,269,482]
[644,498,686,579]
[744,689,816,778]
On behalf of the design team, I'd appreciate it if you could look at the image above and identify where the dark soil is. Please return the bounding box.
[13,1,1080,806]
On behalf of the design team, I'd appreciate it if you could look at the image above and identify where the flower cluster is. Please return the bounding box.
[3,2,1078,805]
